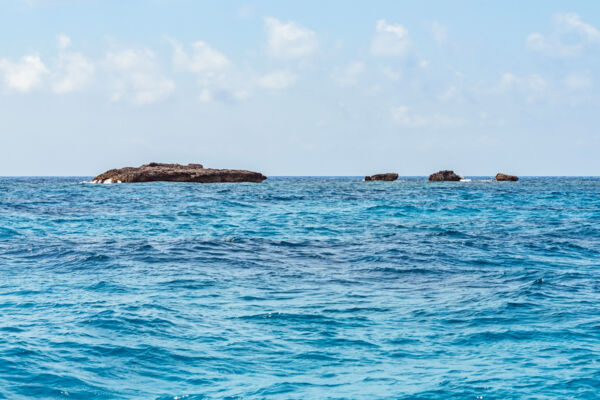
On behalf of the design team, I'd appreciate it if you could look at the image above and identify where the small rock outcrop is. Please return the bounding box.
[428,170,462,181]
[364,173,398,181]
[496,173,518,181]
[92,162,267,183]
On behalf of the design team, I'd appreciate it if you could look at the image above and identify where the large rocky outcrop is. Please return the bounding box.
[364,173,398,181]
[92,162,267,183]
[428,170,462,181]
[496,173,518,181]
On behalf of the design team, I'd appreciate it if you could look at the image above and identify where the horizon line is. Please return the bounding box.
[1,175,599,178]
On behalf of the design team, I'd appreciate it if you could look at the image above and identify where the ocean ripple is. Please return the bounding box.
[0,176,599,399]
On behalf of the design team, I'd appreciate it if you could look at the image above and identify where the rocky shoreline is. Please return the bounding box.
[92,163,267,184]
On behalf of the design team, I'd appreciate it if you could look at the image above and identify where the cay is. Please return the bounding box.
[428,170,462,181]
[364,173,399,181]
[92,162,267,183]
[496,173,518,181]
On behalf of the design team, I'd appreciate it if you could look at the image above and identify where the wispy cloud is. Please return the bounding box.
[564,72,592,90]
[428,21,447,45]
[264,17,318,59]
[257,70,297,90]
[493,72,549,103]
[172,40,230,75]
[52,34,94,94]
[527,12,600,57]
[106,49,174,105]
[332,61,364,87]
[169,38,252,103]
[391,106,461,128]
[371,19,411,57]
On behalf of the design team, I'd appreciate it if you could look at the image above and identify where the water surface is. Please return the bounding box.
[1,177,599,399]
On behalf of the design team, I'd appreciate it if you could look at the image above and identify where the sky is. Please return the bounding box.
[1,0,599,176]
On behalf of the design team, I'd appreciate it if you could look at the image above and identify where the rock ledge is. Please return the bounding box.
[92,162,267,183]
[364,173,399,181]
[428,170,462,181]
[496,173,518,181]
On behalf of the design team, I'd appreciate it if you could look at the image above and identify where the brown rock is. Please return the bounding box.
[428,170,462,181]
[92,163,267,183]
[364,173,398,181]
[496,173,518,181]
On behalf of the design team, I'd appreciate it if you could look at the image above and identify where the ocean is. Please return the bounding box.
[0,176,599,399]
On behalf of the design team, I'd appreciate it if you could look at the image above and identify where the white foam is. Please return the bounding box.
[460,179,472,182]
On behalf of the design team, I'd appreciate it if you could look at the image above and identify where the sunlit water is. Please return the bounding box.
[1,177,599,399]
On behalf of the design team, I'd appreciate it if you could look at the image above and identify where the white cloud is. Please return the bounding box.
[564,73,592,90]
[526,32,580,57]
[53,52,94,94]
[173,40,230,75]
[526,32,548,51]
[391,106,460,128]
[257,70,297,90]
[0,55,48,92]
[170,39,251,102]
[371,19,411,57]
[264,17,318,59]
[52,35,94,94]
[527,12,600,57]
[106,49,174,105]
[496,72,519,91]
[429,21,447,45]
[0,35,93,95]
[332,61,364,87]
[556,12,600,42]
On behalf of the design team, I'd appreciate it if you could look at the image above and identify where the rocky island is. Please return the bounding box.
[428,170,462,181]
[496,173,518,181]
[92,162,267,183]
[364,173,398,181]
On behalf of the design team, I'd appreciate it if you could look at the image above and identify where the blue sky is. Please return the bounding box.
[1,0,599,176]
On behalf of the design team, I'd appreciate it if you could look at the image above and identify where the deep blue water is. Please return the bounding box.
[1,176,599,399]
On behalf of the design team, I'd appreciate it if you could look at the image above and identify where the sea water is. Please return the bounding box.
[0,177,599,399]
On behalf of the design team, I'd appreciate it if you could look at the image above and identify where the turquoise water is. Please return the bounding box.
[1,176,599,399]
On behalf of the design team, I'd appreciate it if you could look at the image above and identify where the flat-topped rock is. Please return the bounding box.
[428,170,462,181]
[496,173,518,181]
[92,162,267,183]
[364,173,398,181]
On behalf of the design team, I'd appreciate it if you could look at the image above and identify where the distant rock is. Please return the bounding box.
[92,162,267,183]
[428,170,462,181]
[496,173,518,181]
[364,173,398,181]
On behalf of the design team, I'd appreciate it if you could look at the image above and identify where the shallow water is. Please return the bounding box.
[0,176,599,399]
